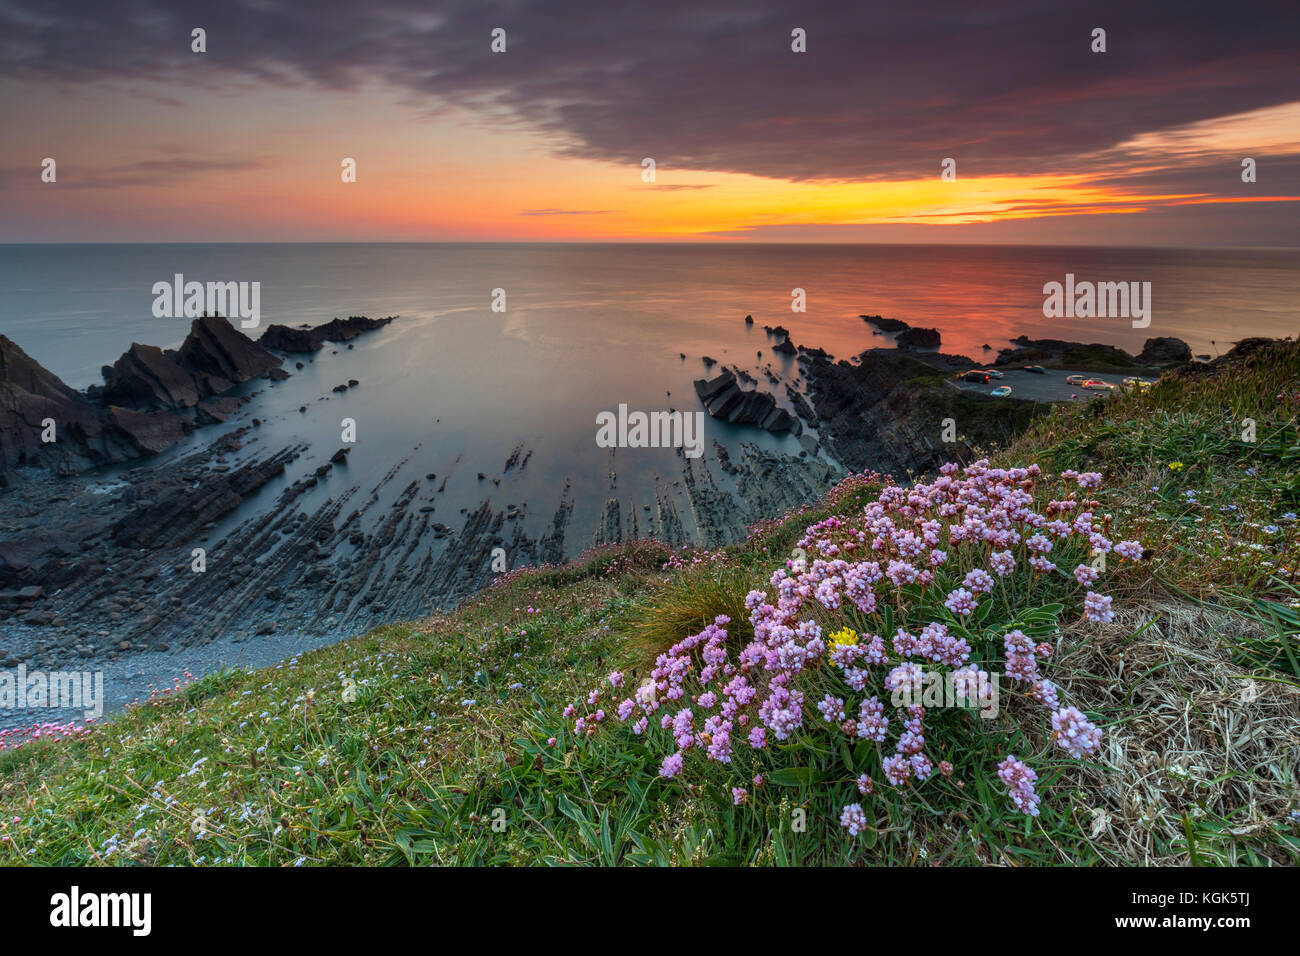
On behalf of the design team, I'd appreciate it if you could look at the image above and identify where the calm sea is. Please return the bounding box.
[3,243,1299,388]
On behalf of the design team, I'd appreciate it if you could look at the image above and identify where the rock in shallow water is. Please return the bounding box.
[693,369,801,435]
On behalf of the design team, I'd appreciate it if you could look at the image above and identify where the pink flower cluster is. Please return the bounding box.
[0,720,94,753]
[1051,705,1104,759]
[564,461,1135,831]
[998,755,1041,816]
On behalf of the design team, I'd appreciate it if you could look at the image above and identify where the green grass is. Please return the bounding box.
[1012,340,1299,608]
[2,340,1297,866]
[1058,345,1140,371]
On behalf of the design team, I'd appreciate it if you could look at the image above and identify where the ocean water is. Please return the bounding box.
[1,242,1297,555]
[4,243,1300,389]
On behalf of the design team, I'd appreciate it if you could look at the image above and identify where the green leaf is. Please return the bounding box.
[859,821,879,849]
[839,741,855,773]
[766,766,827,787]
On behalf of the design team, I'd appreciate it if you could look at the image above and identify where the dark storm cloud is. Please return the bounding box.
[2,0,1298,182]
[1073,157,1300,196]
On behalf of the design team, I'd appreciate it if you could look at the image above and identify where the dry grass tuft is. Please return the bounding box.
[621,564,758,667]
[1050,594,1300,864]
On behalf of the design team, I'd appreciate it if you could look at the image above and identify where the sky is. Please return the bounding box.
[1,0,1298,244]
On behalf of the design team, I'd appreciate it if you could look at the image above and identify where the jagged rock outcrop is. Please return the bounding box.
[896,326,941,349]
[258,315,396,353]
[1,316,282,475]
[694,369,801,435]
[1137,336,1192,365]
[861,315,909,332]
[1,313,386,479]
[0,335,173,475]
[101,314,281,413]
[176,314,282,385]
[102,343,204,409]
[860,315,940,349]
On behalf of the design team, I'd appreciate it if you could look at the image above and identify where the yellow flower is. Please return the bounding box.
[828,627,859,648]
[1168,461,1185,472]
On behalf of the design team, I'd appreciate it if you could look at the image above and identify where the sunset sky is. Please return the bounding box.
[2,0,1298,244]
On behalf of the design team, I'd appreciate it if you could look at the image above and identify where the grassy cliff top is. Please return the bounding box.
[2,340,1297,866]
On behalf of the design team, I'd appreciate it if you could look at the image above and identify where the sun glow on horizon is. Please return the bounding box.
[2,74,1297,243]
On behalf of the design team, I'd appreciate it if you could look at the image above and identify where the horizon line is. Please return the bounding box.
[3,240,1299,252]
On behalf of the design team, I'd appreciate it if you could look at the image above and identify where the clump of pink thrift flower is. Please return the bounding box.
[840,803,869,836]
[998,756,1041,817]
[943,587,977,616]
[1051,706,1102,758]
[1113,539,1144,560]
[1083,591,1114,622]
[561,459,1133,830]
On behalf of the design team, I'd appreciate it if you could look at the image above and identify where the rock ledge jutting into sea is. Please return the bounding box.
[100,314,282,411]
[0,314,394,478]
[861,314,941,349]
[258,315,397,353]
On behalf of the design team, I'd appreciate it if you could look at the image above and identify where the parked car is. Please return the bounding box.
[982,369,1005,379]
[1066,374,1089,385]
[991,385,1012,397]
[959,370,991,383]
[1023,365,1046,374]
